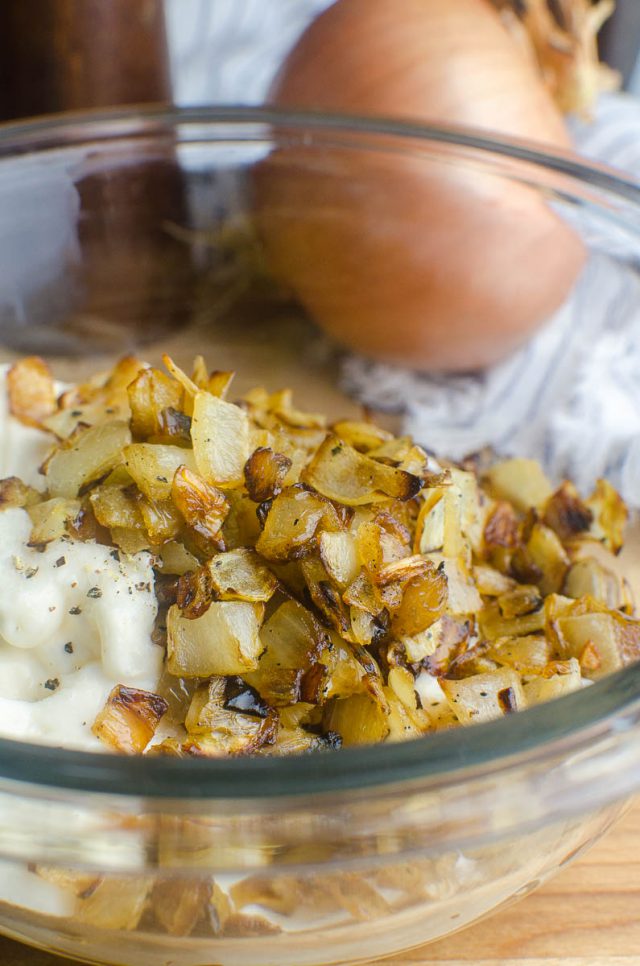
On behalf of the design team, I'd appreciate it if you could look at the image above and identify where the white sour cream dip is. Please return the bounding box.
[0,370,161,750]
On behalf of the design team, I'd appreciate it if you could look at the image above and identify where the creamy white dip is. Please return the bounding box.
[0,371,161,751]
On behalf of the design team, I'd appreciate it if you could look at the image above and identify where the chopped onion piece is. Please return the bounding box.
[303,435,421,507]
[207,548,278,602]
[167,601,264,677]
[124,443,197,502]
[7,356,56,428]
[484,458,553,512]
[44,421,132,499]
[441,668,525,724]
[191,390,250,488]
[92,685,168,754]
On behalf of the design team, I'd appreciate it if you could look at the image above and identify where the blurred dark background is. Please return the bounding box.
[600,0,640,90]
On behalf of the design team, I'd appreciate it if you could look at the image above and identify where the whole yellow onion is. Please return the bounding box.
[256,0,586,371]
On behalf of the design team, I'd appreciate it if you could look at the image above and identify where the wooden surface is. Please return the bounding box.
[1,799,639,965]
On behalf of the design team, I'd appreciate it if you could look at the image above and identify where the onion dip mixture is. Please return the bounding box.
[0,354,637,755]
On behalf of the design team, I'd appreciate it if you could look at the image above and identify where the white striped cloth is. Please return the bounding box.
[164,3,640,502]
[164,0,330,106]
[343,94,640,501]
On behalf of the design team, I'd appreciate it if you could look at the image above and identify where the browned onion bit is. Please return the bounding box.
[157,406,192,444]
[7,356,56,428]
[176,566,213,620]
[128,367,183,440]
[92,685,168,754]
[244,446,292,503]
[543,481,593,541]
[171,464,229,554]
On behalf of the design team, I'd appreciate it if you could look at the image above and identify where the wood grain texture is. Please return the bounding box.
[1,799,639,965]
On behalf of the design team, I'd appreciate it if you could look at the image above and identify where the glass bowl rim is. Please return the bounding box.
[0,102,638,201]
[0,103,638,801]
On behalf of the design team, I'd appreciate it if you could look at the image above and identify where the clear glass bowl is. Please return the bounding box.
[0,107,638,966]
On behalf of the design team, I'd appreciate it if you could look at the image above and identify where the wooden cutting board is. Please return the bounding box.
[2,798,639,965]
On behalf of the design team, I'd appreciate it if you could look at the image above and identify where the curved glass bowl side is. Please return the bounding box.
[0,802,624,966]
[0,107,636,805]
[0,664,638,873]
[0,104,636,966]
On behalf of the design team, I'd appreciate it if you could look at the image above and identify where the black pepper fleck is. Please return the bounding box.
[69,606,82,615]
[87,587,102,599]
[24,567,38,579]
[64,642,74,654]
[44,678,60,691]
[110,549,120,562]
[54,556,66,568]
